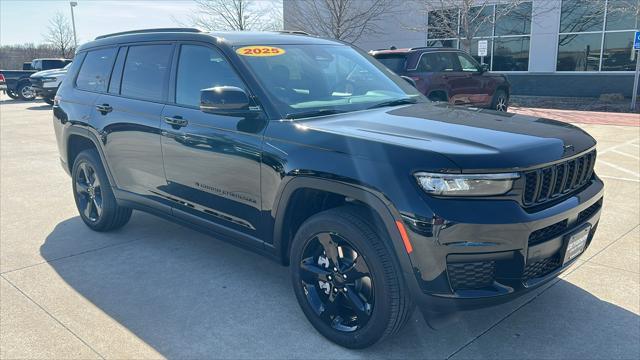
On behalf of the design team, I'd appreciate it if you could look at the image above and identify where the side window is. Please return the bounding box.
[457,53,480,72]
[175,45,245,107]
[108,47,127,94]
[76,48,117,92]
[121,44,173,102]
[417,53,455,72]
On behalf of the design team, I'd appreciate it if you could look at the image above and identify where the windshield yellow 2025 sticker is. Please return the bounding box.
[236,46,286,57]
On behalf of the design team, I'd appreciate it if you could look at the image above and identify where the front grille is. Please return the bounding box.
[523,151,596,206]
[523,253,562,281]
[577,198,603,223]
[529,219,568,246]
[447,261,495,290]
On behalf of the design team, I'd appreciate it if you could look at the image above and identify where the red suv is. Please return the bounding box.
[370,47,510,111]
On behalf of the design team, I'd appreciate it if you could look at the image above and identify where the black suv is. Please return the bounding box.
[53,29,603,349]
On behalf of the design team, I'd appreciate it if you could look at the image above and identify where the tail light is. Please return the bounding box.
[0,74,5,82]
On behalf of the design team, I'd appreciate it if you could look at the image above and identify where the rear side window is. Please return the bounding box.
[175,45,245,107]
[417,53,456,72]
[76,48,117,92]
[373,55,407,73]
[120,44,173,102]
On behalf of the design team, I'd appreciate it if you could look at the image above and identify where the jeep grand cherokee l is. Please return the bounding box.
[53,29,603,349]
[370,47,511,112]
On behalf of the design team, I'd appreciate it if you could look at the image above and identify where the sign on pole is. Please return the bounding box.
[478,40,488,65]
[632,31,640,111]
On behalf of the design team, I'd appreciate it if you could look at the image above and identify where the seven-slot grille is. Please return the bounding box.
[523,150,596,206]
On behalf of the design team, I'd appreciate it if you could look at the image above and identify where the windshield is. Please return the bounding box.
[373,54,407,73]
[235,44,425,118]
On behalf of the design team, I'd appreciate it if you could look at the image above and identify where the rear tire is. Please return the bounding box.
[71,149,132,231]
[290,206,414,348]
[6,89,19,100]
[491,89,509,112]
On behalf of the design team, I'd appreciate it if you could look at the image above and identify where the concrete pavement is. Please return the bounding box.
[1,97,638,359]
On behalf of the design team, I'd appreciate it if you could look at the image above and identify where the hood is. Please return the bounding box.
[30,68,67,79]
[297,103,596,172]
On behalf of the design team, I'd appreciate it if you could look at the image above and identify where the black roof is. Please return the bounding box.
[79,29,341,52]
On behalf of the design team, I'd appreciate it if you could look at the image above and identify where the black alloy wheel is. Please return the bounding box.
[75,162,103,223]
[290,206,414,348]
[299,232,374,332]
[71,149,132,231]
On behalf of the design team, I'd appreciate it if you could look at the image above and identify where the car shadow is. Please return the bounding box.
[40,214,639,359]
[26,104,52,111]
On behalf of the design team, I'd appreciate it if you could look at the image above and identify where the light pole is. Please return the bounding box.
[70,1,78,48]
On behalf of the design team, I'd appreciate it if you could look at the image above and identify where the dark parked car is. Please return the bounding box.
[370,47,510,111]
[0,58,72,100]
[53,29,603,349]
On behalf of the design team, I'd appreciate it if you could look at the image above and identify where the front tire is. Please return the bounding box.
[290,206,413,348]
[17,83,35,101]
[71,149,132,231]
[491,89,509,112]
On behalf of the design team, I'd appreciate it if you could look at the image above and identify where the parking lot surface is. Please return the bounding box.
[1,96,639,359]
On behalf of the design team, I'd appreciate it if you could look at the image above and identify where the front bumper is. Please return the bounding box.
[30,80,57,98]
[402,176,604,313]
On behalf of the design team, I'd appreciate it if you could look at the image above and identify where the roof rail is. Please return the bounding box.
[410,46,431,50]
[276,30,311,36]
[95,28,202,40]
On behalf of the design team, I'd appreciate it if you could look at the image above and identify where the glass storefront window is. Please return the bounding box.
[605,0,640,31]
[601,31,639,71]
[557,33,602,71]
[427,39,459,48]
[560,0,606,33]
[463,6,494,37]
[495,2,532,36]
[493,37,530,71]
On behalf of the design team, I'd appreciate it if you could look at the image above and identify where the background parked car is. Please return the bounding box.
[0,58,71,100]
[30,63,70,105]
[370,47,510,111]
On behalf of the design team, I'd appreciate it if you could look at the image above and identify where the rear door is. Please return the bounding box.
[91,43,174,207]
[159,43,266,239]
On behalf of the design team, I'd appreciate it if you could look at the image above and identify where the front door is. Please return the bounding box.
[160,43,266,238]
[448,52,489,106]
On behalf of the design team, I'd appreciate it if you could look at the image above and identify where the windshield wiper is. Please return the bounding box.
[285,109,346,119]
[367,97,418,109]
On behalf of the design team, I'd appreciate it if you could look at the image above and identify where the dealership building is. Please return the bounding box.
[283,0,640,97]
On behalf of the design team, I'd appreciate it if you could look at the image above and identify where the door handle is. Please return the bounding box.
[95,104,112,115]
[164,116,188,128]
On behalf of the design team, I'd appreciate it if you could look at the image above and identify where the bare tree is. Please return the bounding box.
[409,0,537,51]
[186,0,282,31]
[286,0,396,43]
[43,12,75,58]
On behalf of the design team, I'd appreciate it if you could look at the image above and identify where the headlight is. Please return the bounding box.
[414,172,519,196]
[42,77,57,83]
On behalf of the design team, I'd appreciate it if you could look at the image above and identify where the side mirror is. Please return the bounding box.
[400,75,417,88]
[479,64,490,73]
[200,86,258,116]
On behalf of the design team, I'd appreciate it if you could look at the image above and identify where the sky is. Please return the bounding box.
[0,0,279,46]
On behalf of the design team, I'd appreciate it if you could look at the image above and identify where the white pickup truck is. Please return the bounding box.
[29,63,70,105]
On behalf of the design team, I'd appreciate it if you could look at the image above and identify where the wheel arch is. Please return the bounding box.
[65,128,118,188]
[272,176,415,279]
